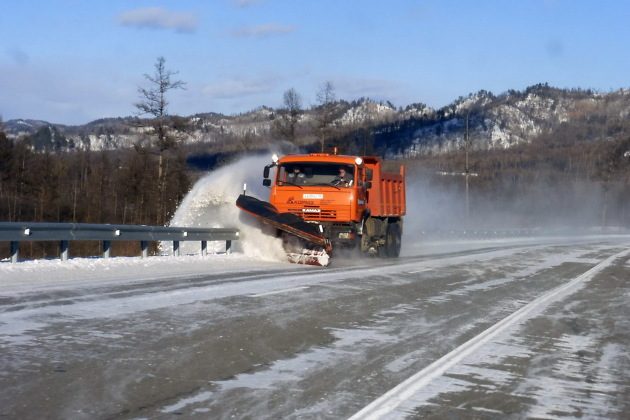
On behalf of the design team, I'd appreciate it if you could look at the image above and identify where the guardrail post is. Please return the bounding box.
[201,240,207,257]
[226,240,232,254]
[102,240,111,258]
[60,240,69,261]
[10,241,19,263]
[173,241,180,257]
[140,241,148,258]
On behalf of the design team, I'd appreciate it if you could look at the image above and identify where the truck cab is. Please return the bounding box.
[269,155,365,220]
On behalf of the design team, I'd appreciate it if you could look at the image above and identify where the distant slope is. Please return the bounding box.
[375,85,630,157]
[5,84,630,154]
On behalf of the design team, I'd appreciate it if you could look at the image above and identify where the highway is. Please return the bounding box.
[1,235,629,419]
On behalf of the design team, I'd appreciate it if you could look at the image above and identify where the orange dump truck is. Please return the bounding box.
[236,153,406,265]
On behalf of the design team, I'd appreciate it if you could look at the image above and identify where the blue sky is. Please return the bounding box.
[1,0,629,125]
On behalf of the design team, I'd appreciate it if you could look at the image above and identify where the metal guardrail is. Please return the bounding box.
[0,222,239,263]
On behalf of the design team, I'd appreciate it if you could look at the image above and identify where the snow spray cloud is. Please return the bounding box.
[400,163,613,249]
[164,155,286,261]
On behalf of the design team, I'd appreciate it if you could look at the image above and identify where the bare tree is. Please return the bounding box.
[135,56,186,224]
[276,88,302,143]
[316,80,336,106]
[135,56,186,177]
[316,81,336,151]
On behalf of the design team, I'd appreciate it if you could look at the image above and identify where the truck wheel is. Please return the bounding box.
[379,222,401,258]
[386,223,402,257]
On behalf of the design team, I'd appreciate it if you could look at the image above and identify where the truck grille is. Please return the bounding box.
[288,207,337,220]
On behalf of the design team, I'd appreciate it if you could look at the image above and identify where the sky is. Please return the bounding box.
[1,0,629,125]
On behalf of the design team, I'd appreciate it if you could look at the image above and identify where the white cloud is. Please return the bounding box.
[231,23,296,38]
[118,7,198,33]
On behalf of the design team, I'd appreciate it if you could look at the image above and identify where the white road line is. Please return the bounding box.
[349,248,630,420]
[249,286,309,297]
[406,268,432,274]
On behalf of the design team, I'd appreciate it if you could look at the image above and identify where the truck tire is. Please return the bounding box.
[379,222,401,258]
[387,222,402,257]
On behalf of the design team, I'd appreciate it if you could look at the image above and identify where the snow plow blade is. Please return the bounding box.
[236,194,332,266]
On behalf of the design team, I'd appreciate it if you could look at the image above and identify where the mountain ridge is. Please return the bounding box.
[4,84,630,155]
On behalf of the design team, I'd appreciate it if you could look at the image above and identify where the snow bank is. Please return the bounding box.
[0,254,283,293]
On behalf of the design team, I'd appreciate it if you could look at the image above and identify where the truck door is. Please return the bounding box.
[356,167,367,214]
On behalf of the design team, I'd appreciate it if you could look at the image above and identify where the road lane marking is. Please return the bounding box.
[405,268,432,274]
[349,247,630,420]
[249,286,309,297]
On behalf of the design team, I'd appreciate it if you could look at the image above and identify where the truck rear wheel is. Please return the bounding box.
[387,223,402,257]
[379,222,401,258]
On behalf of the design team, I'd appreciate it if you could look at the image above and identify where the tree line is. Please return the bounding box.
[0,125,191,257]
[405,123,630,229]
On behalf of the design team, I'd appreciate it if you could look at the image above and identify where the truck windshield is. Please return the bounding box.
[277,163,355,187]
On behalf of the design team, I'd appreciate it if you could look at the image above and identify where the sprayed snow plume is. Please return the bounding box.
[164,155,286,261]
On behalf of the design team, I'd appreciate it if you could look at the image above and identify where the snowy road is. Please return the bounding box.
[1,235,629,419]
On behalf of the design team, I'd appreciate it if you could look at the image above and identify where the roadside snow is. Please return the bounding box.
[2,235,628,293]
[0,253,286,293]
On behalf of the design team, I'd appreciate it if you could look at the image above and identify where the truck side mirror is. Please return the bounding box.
[263,179,271,187]
[263,166,270,178]
[366,169,373,181]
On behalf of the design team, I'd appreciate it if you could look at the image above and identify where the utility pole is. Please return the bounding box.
[465,111,470,221]
[625,151,630,228]
[436,109,478,226]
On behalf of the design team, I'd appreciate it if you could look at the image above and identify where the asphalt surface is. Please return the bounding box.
[1,237,629,419]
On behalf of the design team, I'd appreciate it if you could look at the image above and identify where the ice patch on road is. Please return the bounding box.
[520,335,624,419]
[162,391,214,414]
[158,324,400,415]
[385,350,427,373]
[426,247,606,305]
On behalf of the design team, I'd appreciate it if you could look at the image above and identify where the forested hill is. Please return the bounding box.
[5,84,630,157]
